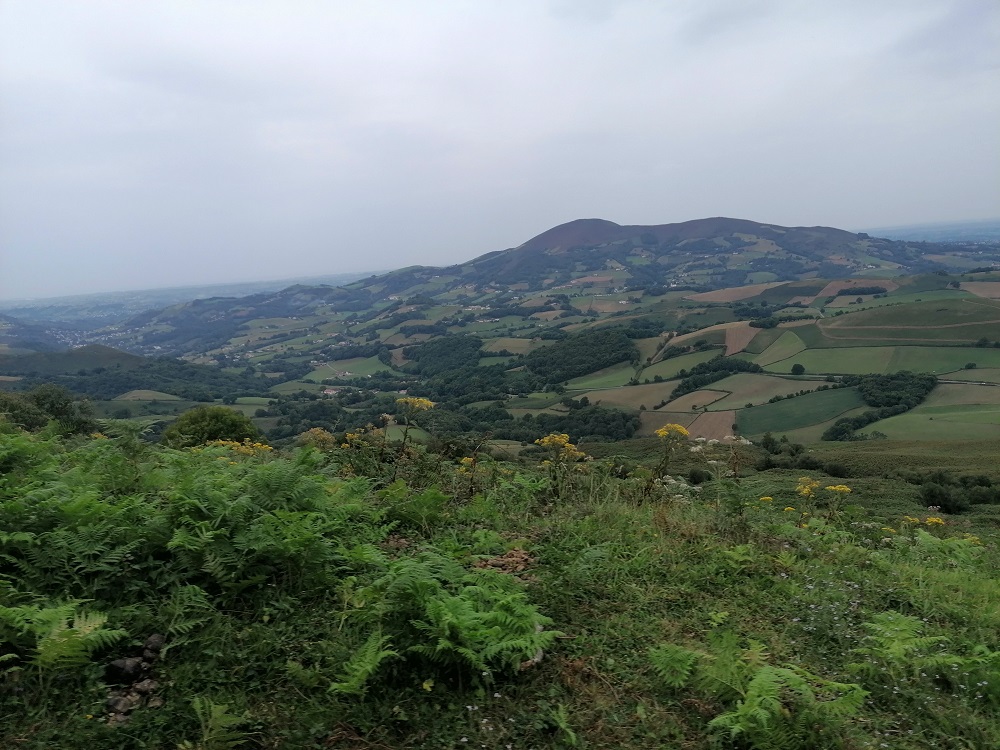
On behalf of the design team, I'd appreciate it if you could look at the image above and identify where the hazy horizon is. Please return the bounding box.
[3,1,998,299]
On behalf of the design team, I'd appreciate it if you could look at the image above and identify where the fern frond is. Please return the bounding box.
[329,631,398,696]
[649,644,700,689]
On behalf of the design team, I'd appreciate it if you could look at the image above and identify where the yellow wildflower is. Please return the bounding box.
[90,432,109,440]
[783,507,795,512]
[902,515,921,524]
[655,423,689,440]
[881,527,897,533]
[796,477,820,498]
[759,496,773,502]
[924,517,945,526]
[824,485,852,494]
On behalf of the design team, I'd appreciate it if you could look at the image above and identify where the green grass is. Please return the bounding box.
[741,326,787,355]
[858,406,1000,440]
[4,428,999,750]
[115,390,183,401]
[707,373,821,410]
[737,387,866,435]
[305,356,391,381]
[643,349,721,379]
[887,346,1000,373]
[752,330,807,366]
[566,362,636,390]
[946,367,1000,383]
[767,346,896,375]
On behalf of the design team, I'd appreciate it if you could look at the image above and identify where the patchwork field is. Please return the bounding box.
[580,381,682,411]
[481,337,550,355]
[919,382,1000,407]
[636,410,699,436]
[684,282,784,303]
[946,367,1000,384]
[662,389,729,411]
[116,390,183,401]
[814,299,1000,343]
[704,373,821,409]
[667,323,733,347]
[642,349,721,380]
[857,407,1000,441]
[567,362,636,390]
[687,409,738,440]
[961,281,1000,299]
[765,346,896,375]
[724,321,760,354]
[736,387,866,436]
[887,346,1000,373]
[305,356,391,381]
[752,330,807,366]
[741,326,786,354]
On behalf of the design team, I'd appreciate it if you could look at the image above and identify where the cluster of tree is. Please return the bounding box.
[845,372,937,409]
[749,313,816,329]
[821,372,937,441]
[835,286,888,296]
[752,431,851,476]
[906,470,1000,514]
[522,329,638,384]
[403,336,484,378]
[161,404,260,448]
[325,342,387,361]
[670,357,764,398]
[0,383,95,434]
[21,358,271,402]
[481,404,640,443]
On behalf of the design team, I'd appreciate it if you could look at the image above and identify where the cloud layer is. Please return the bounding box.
[2,0,998,298]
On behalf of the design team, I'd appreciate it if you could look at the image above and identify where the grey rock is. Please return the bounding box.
[146,696,165,709]
[143,633,166,652]
[107,657,143,680]
[133,679,158,695]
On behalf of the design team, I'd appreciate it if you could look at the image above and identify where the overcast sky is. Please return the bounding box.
[1,0,998,299]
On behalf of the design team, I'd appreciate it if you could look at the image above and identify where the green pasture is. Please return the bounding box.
[116,389,182,401]
[745,280,828,304]
[742,326,786,354]
[579,382,680,411]
[643,349,720,379]
[706,373,821,410]
[809,438,1000,478]
[887,346,1000,373]
[770,407,872,444]
[661,389,729,412]
[752,330,806,366]
[478,356,513,367]
[946,367,1000,384]
[736,387,866,436]
[269,380,322,395]
[635,336,664,361]
[858,405,1000,441]
[766,346,896,375]
[306,356,391,381]
[823,297,1000,329]
[566,362,636,390]
[481,337,549,355]
[503,392,562,410]
[921,382,1000,407]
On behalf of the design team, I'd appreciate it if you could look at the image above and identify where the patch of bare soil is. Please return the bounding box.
[688,410,737,440]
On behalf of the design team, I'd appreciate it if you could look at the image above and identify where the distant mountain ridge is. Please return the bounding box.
[35,216,1000,356]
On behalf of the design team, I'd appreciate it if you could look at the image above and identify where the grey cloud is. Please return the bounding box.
[1,0,998,299]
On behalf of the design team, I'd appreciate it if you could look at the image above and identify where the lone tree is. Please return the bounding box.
[162,405,260,448]
[791,363,806,375]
